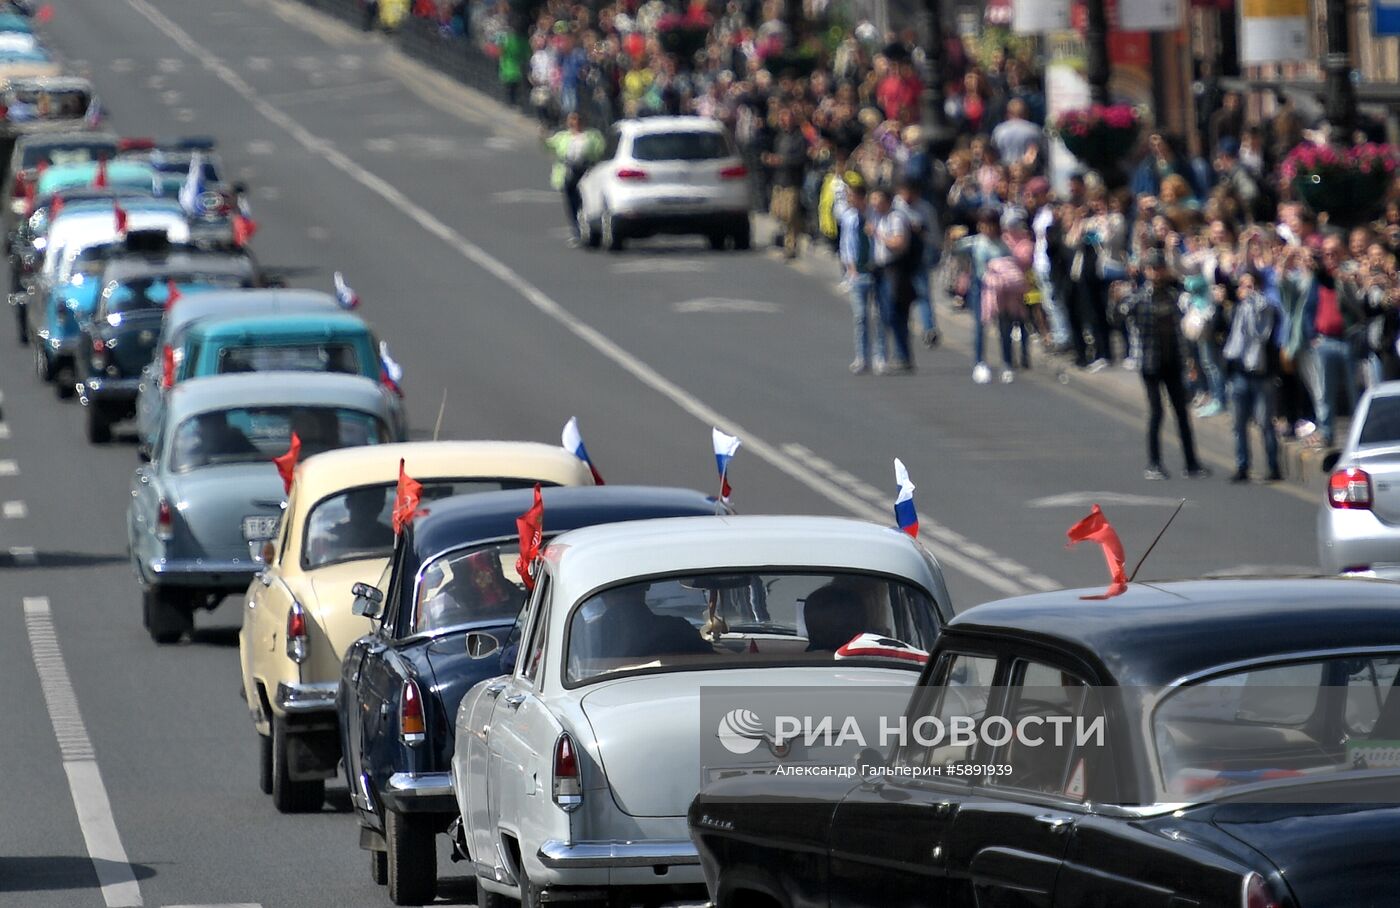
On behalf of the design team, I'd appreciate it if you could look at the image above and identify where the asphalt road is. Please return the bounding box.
[0,0,1324,905]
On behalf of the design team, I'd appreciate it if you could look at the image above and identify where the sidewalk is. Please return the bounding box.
[282,0,1326,505]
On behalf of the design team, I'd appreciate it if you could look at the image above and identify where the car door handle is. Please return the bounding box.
[932,800,954,818]
[484,681,507,698]
[503,693,526,710]
[366,643,387,656]
[1035,813,1074,833]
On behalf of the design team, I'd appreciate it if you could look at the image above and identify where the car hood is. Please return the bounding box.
[579,666,917,819]
[305,557,389,675]
[163,464,285,562]
[1208,799,1400,907]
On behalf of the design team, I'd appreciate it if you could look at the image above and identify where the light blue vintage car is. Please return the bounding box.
[127,371,406,644]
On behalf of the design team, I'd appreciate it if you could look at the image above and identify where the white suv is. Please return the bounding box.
[576,116,752,252]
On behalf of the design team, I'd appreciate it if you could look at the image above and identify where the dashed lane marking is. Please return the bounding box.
[673,298,780,314]
[0,421,10,438]
[165,904,262,908]
[24,598,142,907]
[1028,491,1193,509]
[245,139,275,155]
[125,0,1060,599]
[0,459,16,475]
[9,546,37,565]
[3,500,26,518]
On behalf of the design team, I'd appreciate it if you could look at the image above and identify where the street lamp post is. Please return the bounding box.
[918,0,953,152]
[1084,0,1112,105]
[1323,0,1357,135]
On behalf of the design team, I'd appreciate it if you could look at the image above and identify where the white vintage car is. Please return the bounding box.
[451,515,952,907]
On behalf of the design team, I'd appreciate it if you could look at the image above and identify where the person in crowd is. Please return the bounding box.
[1223,270,1283,482]
[869,187,918,373]
[895,178,940,347]
[990,99,1042,169]
[543,111,604,247]
[955,208,1012,384]
[1285,234,1364,447]
[763,105,808,258]
[838,178,884,374]
[1126,249,1211,480]
[1027,177,1071,352]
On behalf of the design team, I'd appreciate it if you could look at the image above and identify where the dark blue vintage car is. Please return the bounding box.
[338,484,720,906]
[690,577,1400,908]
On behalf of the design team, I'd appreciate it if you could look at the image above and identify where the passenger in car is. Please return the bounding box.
[803,583,875,652]
[592,585,712,659]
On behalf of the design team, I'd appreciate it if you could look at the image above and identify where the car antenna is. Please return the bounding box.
[1128,498,1186,582]
[432,388,447,441]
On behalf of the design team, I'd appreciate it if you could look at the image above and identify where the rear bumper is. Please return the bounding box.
[1318,507,1400,573]
[611,209,748,238]
[382,771,456,814]
[537,839,700,870]
[146,557,258,591]
[275,681,338,715]
[78,376,140,409]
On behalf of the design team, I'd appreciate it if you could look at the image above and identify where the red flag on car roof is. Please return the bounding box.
[113,200,127,235]
[392,459,423,535]
[273,432,301,495]
[514,484,544,590]
[93,158,108,188]
[48,193,63,219]
[232,197,258,247]
[164,279,182,310]
[1065,504,1128,600]
[35,4,54,24]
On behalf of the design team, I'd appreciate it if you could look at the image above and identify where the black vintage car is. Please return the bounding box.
[338,484,720,906]
[74,240,256,442]
[690,578,1400,908]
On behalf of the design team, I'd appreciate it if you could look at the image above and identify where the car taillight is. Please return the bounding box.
[286,600,308,664]
[719,164,748,179]
[156,498,174,540]
[552,732,582,810]
[400,679,425,744]
[616,168,647,181]
[160,344,175,390]
[1328,468,1372,509]
[117,137,156,152]
[12,171,26,197]
[1243,872,1281,908]
[92,337,105,353]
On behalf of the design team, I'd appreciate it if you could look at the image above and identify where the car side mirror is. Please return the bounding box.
[465,631,501,660]
[351,582,384,618]
[1321,451,1341,473]
[855,746,886,777]
[137,446,151,463]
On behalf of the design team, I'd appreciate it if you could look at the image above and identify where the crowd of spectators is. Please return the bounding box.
[400,0,1400,481]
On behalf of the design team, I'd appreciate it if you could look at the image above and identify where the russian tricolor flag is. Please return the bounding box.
[334,271,360,310]
[178,152,205,216]
[712,428,741,502]
[893,458,918,538]
[562,416,604,485]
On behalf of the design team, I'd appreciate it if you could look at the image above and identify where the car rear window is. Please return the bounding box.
[6,88,90,120]
[631,131,731,162]
[105,276,247,315]
[1360,396,1400,446]
[22,142,115,169]
[170,405,384,472]
[216,343,360,375]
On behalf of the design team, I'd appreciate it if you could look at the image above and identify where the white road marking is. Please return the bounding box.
[674,298,780,314]
[9,546,37,565]
[363,137,396,153]
[160,90,182,105]
[491,188,559,204]
[110,58,134,73]
[24,598,142,907]
[1028,491,1192,509]
[245,139,276,155]
[336,53,363,69]
[145,74,165,90]
[0,421,11,438]
[164,904,261,908]
[245,56,272,71]
[612,259,712,274]
[0,458,18,475]
[174,109,196,123]
[483,135,518,151]
[254,185,280,200]
[157,57,184,73]
[124,0,1061,598]
[307,226,329,240]
[3,500,27,518]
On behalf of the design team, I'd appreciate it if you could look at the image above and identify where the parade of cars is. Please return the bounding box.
[2,3,1400,907]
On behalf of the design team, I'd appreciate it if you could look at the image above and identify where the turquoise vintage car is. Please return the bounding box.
[35,159,159,198]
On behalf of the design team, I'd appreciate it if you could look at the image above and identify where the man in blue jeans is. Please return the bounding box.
[870,188,916,373]
[1223,271,1282,482]
[1293,236,1364,446]
[838,180,885,373]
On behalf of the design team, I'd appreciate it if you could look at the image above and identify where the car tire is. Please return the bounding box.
[258,732,273,795]
[578,210,600,250]
[707,232,726,251]
[143,587,192,644]
[86,405,112,444]
[369,848,388,886]
[474,877,510,908]
[14,306,27,345]
[33,342,51,382]
[601,207,625,252]
[733,219,752,250]
[518,860,544,908]
[385,808,436,906]
[54,367,75,399]
[271,718,325,813]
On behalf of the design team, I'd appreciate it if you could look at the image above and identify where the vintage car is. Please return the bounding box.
[76,245,257,442]
[28,198,188,389]
[689,577,1400,908]
[134,289,340,454]
[3,132,119,271]
[453,515,952,908]
[0,77,98,143]
[239,440,595,814]
[126,372,404,644]
[1318,381,1400,575]
[135,140,242,244]
[342,486,724,906]
[174,311,406,437]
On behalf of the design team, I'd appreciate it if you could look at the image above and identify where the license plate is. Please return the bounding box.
[242,515,278,541]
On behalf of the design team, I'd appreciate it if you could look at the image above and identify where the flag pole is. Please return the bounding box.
[432,388,447,441]
[1128,499,1186,582]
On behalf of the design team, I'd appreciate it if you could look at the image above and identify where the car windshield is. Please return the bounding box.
[23,142,115,169]
[7,88,89,119]
[415,541,530,634]
[302,478,546,570]
[1359,396,1400,447]
[105,276,245,315]
[169,405,384,473]
[1155,653,1400,799]
[565,571,939,685]
[216,343,360,375]
[631,131,731,161]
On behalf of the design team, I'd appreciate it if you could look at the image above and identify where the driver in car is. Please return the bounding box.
[312,486,392,562]
[802,582,888,653]
[590,584,712,660]
[176,410,257,468]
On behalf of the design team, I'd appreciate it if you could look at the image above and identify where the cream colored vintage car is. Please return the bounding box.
[238,440,594,813]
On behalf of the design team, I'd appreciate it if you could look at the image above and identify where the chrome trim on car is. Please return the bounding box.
[274,681,337,713]
[385,771,452,798]
[536,839,700,869]
[147,557,257,576]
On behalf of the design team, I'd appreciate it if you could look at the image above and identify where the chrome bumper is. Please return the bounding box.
[275,681,338,714]
[385,771,453,799]
[80,376,140,403]
[146,557,258,588]
[537,839,700,870]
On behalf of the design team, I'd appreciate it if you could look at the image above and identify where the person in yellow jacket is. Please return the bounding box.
[543,112,605,247]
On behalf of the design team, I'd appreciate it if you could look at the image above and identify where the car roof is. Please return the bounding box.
[184,310,369,341]
[410,485,718,562]
[617,115,726,135]
[166,372,390,420]
[945,578,1400,688]
[165,289,339,333]
[38,161,155,192]
[6,76,92,90]
[0,13,31,32]
[291,441,595,509]
[545,515,949,608]
[16,132,117,152]
[101,251,254,283]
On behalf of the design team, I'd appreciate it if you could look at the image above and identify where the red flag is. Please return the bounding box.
[48,193,63,219]
[113,200,127,235]
[273,432,300,495]
[514,484,544,590]
[1066,505,1128,600]
[160,343,175,389]
[413,0,436,17]
[164,279,182,310]
[35,3,54,24]
[232,213,258,247]
[392,458,423,534]
[93,158,108,188]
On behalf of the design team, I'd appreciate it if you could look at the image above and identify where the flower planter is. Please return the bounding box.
[1052,105,1141,185]
[1282,142,1398,227]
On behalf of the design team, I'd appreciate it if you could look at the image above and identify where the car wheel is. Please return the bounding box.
[707,232,726,251]
[385,808,436,906]
[14,305,27,345]
[601,208,624,252]
[733,219,752,250]
[271,718,325,813]
[518,860,544,908]
[143,587,192,644]
[86,405,112,444]
[33,342,51,382]
[473,877,511,908]
[55,366,76,400]
[578,210,600,250]
[258,732,273,795]
[369,848,388,886]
